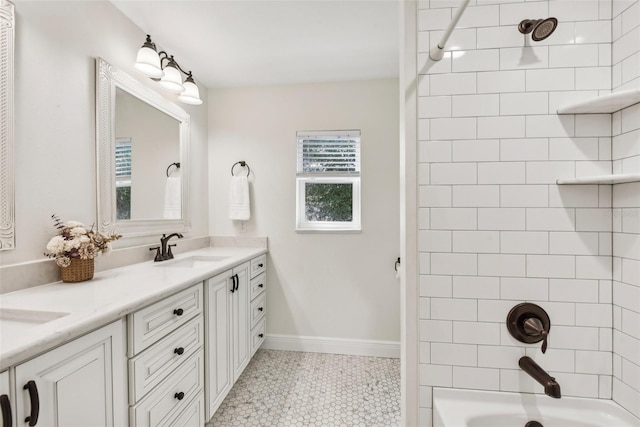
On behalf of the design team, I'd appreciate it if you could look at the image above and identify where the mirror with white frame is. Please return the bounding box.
[96,57,191,237]
[0,0,14,251]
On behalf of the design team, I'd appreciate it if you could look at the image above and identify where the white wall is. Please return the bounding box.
[414,1,616,425]
[208,79,400,343]
[612,0,640,417]
[0,1,209,289]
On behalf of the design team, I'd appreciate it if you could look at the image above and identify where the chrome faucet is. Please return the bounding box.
[519,356,561,398]
[150,233,184,262]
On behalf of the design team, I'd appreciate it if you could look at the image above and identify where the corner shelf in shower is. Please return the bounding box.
[556,173,640,185]
[556,89,640,115]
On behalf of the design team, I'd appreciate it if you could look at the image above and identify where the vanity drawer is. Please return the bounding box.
[250,254,266,278]
[169,393,205,427]
[249,272,266,301]
[129,316,204,403]
[129,283,203,356]
[131,350,204,427]
[251,317,266,356]
[250,292,266,328]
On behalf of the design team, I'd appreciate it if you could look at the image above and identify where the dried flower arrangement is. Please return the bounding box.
[44,214,121,267]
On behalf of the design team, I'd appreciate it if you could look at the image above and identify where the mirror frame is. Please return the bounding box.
[96,57,191,238]
[0,0,14,251]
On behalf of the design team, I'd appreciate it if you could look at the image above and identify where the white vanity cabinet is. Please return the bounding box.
[0,370,12,427]
[205,255,266,420]
[128,283,205,427]
[204,269,233,418]
[13,320,127,427]
[249,255,267,357]
[231,262,250,381]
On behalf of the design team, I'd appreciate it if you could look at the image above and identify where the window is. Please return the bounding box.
[296,130,361,231]
[115,138,132,220]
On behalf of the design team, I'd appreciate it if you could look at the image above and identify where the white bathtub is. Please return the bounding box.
[433,388,640,427]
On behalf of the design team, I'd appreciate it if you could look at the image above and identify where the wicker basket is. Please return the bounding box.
[61,258,94,283]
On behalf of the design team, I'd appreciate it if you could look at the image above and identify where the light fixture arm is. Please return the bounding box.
[158,51,193,79]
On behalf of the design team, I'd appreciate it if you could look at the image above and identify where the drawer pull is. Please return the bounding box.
[173,308,184,316]
[258,307,264,312]
[258,283,264,288]
[1,394,12,427]
[258,263,264,268]
[258,333,264,338]
[23,380,39,426]
[174,347,185,355]
[174,392,185,401]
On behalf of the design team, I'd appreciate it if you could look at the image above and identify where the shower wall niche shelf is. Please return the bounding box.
[556,89,640,115]
[556,173,640,185]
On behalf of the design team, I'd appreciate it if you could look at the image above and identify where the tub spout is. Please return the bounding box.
[519,356,561,398]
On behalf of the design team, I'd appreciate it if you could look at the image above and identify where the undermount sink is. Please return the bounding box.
[156,255,230,268]
[0,308,70,337]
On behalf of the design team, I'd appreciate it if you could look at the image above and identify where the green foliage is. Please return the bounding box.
[116,186,131,220]
[305,183,353,222]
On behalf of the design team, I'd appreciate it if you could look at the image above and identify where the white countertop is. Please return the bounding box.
[0,246,267,370]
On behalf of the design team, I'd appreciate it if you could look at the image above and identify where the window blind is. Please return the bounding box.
[115,139,132,178]
[297,131,360,175]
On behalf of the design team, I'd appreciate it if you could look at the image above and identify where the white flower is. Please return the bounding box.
[63,238,82,252]
[78,235,90,244]
[69,226,87,237]
[63,221,84,228]
[46,236,66,254]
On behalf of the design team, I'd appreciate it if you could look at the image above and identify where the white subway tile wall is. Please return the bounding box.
[414,0,640,425]
[612,0,640,417]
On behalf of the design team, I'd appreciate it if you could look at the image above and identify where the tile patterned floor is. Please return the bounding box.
[211,349,401,426]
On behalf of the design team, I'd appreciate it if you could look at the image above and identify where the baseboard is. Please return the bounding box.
[263,334,400,358]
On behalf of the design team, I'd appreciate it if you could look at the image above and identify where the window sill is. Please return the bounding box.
[295,228,362,234]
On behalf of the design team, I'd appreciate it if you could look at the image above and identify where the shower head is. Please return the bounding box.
[518,17,558,41]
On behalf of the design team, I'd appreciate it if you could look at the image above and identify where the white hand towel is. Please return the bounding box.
[229,176,250,220]
[163,175,181,219]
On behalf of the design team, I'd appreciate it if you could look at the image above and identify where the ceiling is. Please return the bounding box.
[112,0,400,89]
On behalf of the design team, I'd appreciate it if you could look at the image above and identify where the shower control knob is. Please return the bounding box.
[507,303,551,353]
[523,317,548,353]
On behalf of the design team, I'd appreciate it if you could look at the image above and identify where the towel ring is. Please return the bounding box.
[166,162,180,177]
[231,161,250,177]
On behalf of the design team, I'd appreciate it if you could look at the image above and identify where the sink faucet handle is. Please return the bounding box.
[150,246,162,262]
[167,244,177,260]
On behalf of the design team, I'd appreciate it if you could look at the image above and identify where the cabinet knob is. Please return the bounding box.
[173,308,184,316]
[174,392,185,401]
[258,307,264,311]
[258,333,264,338]
[174,347,185,355]
[258,263,264,268]
[258,284,264,288]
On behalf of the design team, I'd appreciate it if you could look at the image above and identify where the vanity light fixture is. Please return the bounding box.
[134,35,203,105]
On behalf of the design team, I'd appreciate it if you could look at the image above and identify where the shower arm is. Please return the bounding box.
[429,0,471,61]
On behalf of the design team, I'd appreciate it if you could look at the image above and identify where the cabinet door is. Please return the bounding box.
[204,271,233,419]
[232,262,250,382]
[0,370,12,427]
[15,320,127,427]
